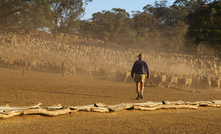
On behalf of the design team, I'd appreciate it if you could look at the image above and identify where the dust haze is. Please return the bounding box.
[0,31,220,90]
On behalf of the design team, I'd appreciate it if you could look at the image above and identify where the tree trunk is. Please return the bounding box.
[62,61,64,77]
[53,19,58,39]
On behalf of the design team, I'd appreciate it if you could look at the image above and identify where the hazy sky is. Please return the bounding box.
[82,0,176,19]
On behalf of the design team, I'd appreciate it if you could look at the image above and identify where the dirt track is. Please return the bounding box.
[0,68,221,133]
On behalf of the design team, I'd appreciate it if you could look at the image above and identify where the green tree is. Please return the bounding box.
[78,21,104,39]
[90,8,133,44]
[132,11,160,44]
[143,0,168,22]
[0,0,51,33]
[141,0,188,51]
[109,8,130,42]
[116,13,135,45]
[173,0,212,11]
[0,0,92,36]
[185,1,221,52]
[48,0,92,39]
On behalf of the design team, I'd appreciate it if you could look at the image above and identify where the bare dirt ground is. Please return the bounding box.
[0,68,221,134]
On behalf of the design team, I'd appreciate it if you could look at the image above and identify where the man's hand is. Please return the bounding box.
[146,76,149,79]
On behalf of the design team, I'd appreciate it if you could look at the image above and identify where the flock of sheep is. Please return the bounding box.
[147,51,221,90]
[0,31,221,90]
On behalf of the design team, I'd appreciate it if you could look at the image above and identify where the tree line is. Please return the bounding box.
[1,0,221,54]
[0,0,92,38]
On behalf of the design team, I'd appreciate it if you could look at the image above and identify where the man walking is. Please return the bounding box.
[131,53,149,100]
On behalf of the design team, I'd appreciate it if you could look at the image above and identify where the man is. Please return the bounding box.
[131,53,149,100]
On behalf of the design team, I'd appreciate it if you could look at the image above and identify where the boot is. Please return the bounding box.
[136,93,140,100]
[140,94,143,99]
[140,91,143,99]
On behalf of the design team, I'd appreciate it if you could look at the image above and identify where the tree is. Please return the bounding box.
[0,0,92,36]
[78,20,104,39]
[143,0,168,21]
[141,0,189,51]
[173,0,212,11]
[185,1,221,52]
[0,0,51,33]
[132,11,160,44]
[90,8,133,44]
[48,0,92,39]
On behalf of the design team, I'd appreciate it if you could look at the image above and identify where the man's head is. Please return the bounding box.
[137,53,143,59]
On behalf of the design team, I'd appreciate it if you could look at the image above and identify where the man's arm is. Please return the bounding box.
[131,62,136,78]
[146,62,150,79]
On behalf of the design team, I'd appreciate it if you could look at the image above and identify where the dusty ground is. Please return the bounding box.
[0,68,221,134]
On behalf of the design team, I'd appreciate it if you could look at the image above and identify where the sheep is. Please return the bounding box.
[65,64,76,75]
[25,59,37,71]
[192,74,201,89]
[3,31,221,87]
[158,72,167,86]
[167,74,178,88]
[122,71,131,82]
[183,77,192,89]
[200,75,212,90]
[84,65,94,76]
[149,71,158,86]
[211,76,221,89]
[115,70,131,82]
[13,58,25,69]
[106,66,116,80]
[178,75,192,89]
[204,69,218,76]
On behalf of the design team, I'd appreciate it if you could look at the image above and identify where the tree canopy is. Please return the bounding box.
[0,0,92,37]
[0,0,51,32]
[185,1,221,51]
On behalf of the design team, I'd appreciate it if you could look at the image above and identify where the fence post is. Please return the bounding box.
[94,63,96,78]
[23,65,25,76]
[62,61,65,77]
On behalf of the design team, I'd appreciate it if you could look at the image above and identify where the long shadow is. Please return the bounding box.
[164,87,201,93]
[95,77,134,83]
[95,77,110,81]
[19,88,114,98]
[145,84,201,93]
